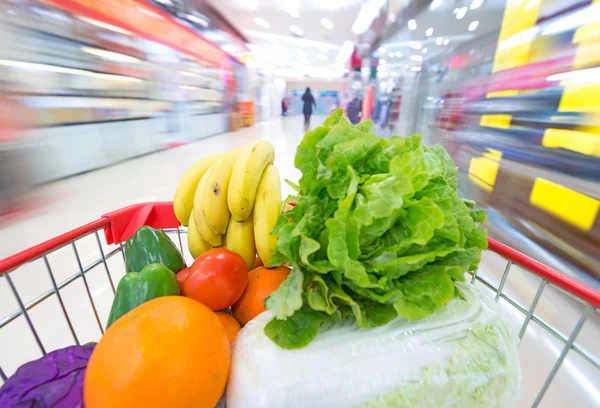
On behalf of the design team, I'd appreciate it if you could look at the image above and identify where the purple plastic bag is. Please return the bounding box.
[0,344,95,408]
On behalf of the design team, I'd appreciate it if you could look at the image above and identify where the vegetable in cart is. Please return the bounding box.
[227,283,521,408]
[265,109,488,348]
[0,344,95,408]
[124,226,186,273]
[106,263,180,329]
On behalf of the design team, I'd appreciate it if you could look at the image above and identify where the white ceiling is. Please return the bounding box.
[378,0,505,74]
[207,0,366,77]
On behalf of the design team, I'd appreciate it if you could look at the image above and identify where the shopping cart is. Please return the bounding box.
[0,202,599,407]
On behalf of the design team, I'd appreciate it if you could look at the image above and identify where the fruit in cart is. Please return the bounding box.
[187,211,211,258]
[224,214,256,270]
[124,226,186,273]
[106,263,180,329]
[176,267,189,295]
[183,248,248,311]
[0,344,95,407]
[174,152,226,226]
[232,266,290,327]
[253,164,282,268]
[195,149,240,235]
[216,312,241,344]
[228,140,275,222]
[84,296,230,408]
[193,167,224,247]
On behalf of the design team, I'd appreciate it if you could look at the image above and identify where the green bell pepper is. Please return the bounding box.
[124,226,186,273]
[106,263,180,329]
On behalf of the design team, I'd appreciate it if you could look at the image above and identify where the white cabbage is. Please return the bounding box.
[226,283,521,408]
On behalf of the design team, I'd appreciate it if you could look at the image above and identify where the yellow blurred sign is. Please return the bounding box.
[530,178,600,231]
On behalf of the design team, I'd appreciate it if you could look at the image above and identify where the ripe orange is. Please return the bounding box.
[84,296,230,408]
[216,312,241,344]
[232,266,290,326]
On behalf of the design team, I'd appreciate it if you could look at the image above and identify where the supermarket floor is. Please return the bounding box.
[1,115,599,406]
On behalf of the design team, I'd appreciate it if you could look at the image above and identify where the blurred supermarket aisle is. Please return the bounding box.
[0,114,318,260]
[1,114,599,408]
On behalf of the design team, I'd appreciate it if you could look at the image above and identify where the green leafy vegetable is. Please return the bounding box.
[265,109,488,348]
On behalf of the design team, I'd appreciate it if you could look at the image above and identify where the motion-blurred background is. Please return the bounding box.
[0,0,598,288]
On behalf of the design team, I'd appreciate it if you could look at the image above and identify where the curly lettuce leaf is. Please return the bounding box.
[265,110,488,349]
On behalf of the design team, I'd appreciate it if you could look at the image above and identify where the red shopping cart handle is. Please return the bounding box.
[102,202,180,245]
[0,202,180,275]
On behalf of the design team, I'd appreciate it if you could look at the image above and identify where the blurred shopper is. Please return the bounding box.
[347,95,362,125]
[281,98,289,116]
[301,87,316,128]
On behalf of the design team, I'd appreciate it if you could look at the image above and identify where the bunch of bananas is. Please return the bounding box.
[173,140,282,269]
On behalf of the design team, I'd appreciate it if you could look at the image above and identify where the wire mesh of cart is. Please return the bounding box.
[0,202,599,407]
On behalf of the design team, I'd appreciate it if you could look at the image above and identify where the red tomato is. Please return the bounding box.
[183,248,248,311]
[175,267,190,295]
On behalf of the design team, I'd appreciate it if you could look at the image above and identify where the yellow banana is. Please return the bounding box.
[193,166,223,247]
[253,164,282,268]
[228,140,275,222]
[196,149,240,235]
[187,211,211,258]
[224,214,256,271]
[173,153,226,226]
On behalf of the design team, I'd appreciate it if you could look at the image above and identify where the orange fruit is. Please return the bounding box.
[232,266,290,326]
[84,296,230,408]
[216,312,241,344]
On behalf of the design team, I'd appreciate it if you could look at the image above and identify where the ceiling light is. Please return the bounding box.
[254,17,270,29]
[468,21,479,31]
[187,14,208,27]
[246,0,258,10]
[298,50,308,57]
[352,0,383,35]
[422,48,427,53]
[453,8,459,13]
[380,59,387,64]
[470,0,483,10]
[298,57,309,64]
[378,46,386,53]
[289,25,304,36]
[395,51,402,57]
[456,7,467,19]
[285,6,300,18]
[409,41,422,49]
[389,51,394,57]
[430,0,443,10]
[321,18,334,29]
[178,71,200,77]
[81,47,140,63]
[410,55,423,61]
[336,41,354,63]
[78,16,132,36]
[408,19,417,30]
[425,27,433,37]
[436,37,443,45]
[411,66,421,71]
[318,53,328,60]
[443,38,450,45]
[244,30,340,49]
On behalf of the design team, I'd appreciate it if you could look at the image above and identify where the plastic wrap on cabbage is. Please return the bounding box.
[265,109,489,348]
[0,344,94,408]
[227,283,521,408]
